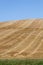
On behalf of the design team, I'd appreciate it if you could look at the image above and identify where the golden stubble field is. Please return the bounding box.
[0,19,43,59]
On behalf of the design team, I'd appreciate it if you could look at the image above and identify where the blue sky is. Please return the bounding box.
[0,0,43,22]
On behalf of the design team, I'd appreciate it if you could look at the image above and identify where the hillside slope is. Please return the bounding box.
[0,19,43,59]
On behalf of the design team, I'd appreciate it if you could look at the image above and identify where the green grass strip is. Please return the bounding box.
[0,59,43,65]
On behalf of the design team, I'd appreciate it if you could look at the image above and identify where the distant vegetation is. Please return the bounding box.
[0,59,43,65]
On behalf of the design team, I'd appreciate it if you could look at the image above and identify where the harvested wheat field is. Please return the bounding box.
[0,19,43,59]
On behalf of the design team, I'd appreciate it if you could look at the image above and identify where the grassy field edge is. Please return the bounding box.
[0,59,43,65]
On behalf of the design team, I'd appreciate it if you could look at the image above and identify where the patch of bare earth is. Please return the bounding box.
[0,19,43,59]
